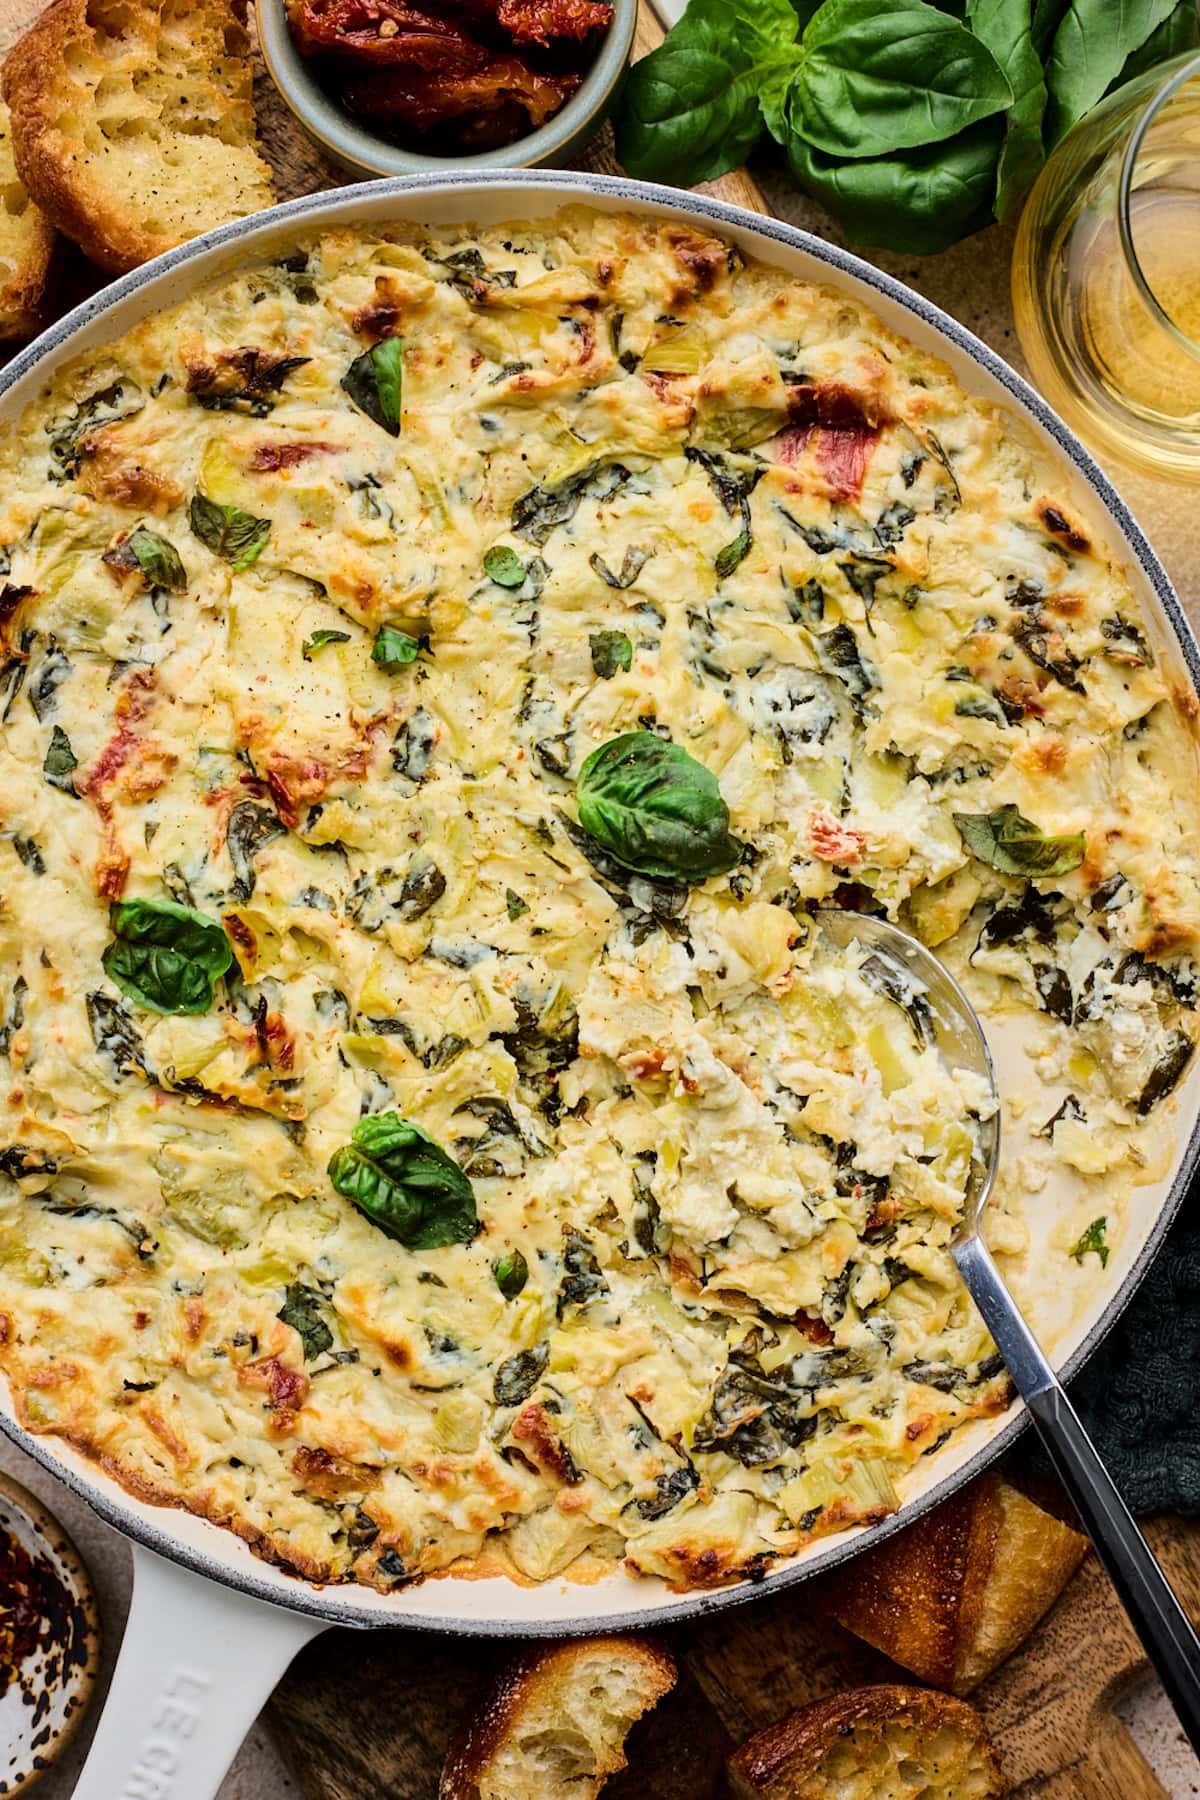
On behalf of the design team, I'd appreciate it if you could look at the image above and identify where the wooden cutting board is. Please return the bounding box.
[0,0,1194,1793]
[267,1505,1200,1800]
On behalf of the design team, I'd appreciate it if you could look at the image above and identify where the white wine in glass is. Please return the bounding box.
[1014,52,1200,481]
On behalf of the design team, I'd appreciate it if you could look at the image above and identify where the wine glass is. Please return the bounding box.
[1013,52,1200,481]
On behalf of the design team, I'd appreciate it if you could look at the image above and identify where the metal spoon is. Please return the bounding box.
[820,908,1200,1749]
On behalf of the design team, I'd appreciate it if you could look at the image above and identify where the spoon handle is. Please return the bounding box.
[954,1234,1200,1751]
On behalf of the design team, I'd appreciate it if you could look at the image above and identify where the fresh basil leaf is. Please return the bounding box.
[787,119,1003,253]
[953,803,1086,876]
[1045,0,1179,145]
[614,0,802,185]
[793,0,1013,159]
[42,725,78,795]
[1032,0,1068,57]
[341,336,404,436]
[1113,0,1200,87]
[715,526,752,578]
[589,629,633,678]
[278,1283,334,1360]
[484,545,527,588]
[327,1112,478,1250]
[494,1248,529,1299]
[103,526,188,593]
[302,628,351,660]
[372,626,421,669]
[576,730,741,882]
[188,493,271,573]
[102,897,234,1015]
[1069,1215,1109,1267]
[966,0,1048,219]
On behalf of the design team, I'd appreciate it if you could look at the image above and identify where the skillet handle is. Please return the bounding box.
[74,1542,325,1800]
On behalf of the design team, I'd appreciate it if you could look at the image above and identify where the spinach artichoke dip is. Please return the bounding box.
[0,210,1196,1595]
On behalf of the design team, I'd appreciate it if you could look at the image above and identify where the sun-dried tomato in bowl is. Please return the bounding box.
[285,0,615,153]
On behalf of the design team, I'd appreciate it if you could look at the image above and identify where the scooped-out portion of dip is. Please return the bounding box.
[0,210,1195,1594]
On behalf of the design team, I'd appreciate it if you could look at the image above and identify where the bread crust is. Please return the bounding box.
[439,1636,676,1800]
[815,1470,1088,1693]
[0,96,56,338]
[2,0,273,275]
[727,1684,1004,1800]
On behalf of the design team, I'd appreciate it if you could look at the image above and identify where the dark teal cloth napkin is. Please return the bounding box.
[1071,1202,1200,1513]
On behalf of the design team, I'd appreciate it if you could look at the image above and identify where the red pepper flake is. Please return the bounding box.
[0,1527,42,1695]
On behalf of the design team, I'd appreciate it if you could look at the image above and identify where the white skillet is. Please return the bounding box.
[1,172,1198,1799]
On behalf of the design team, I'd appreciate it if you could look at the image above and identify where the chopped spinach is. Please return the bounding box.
[512,460,629,548]
[558,1228,609,1316]
[302,628,351,660]
[589,629,633,679]
[42,726,78,795]
[395,857,446,922]
[627,1464,700,1519]
[28,644,71,721]
[226,801,285,903]
[392,708,436,783]
[590,546,654,590]
[86,991,146,1078]
[278,1284,334,1360]
[493,1341,548,1407]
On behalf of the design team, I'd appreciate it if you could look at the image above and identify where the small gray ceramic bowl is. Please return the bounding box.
[256,0,638,176]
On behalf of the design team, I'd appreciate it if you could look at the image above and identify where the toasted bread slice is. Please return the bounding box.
[727,1685,1005,1800]
[2,0,274,276]
[0,98,56,339]
[815,1470,1088,1693]
[439,1635,676,1800]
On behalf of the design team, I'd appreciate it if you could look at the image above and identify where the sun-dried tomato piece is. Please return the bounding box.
[287,0,484,69]
[495,0,612,44]
[341,57,578,130]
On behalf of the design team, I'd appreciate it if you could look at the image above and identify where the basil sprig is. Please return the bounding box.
[342,337,404,437]
[102,897,234,1015]
[953,803,1085,877]
[575,731,741,882]
[327,1113,478,1250]
[615,0,1195,254]
[189,494,270,573]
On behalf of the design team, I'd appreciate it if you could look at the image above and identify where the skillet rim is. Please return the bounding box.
[1,166,1197,1635]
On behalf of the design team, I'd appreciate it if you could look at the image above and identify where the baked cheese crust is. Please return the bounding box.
[0,209,1196,1592]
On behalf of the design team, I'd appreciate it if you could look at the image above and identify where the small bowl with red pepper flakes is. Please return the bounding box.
[0,1471,101,1793]
[258,0,636,174]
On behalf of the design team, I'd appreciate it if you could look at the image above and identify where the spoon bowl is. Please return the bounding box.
[820,905,1200,1754]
